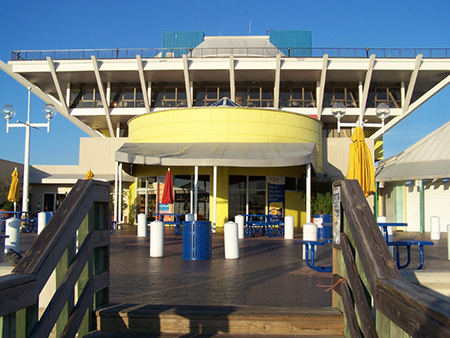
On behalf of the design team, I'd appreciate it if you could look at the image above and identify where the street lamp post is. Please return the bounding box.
[1,87,57,216]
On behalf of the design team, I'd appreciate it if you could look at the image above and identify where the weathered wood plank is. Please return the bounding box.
[333,180,400,295]
[340,233,378,338]
[332,275,363,338]
[0,276,37,317]
[60,278,94,338]
[376,279,450,337]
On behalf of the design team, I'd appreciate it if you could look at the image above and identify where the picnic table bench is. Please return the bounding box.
[297,239,332,273]
[153,213,184,236]
[378,222,433,270]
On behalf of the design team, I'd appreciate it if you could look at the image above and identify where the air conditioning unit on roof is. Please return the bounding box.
[166,52,174,58]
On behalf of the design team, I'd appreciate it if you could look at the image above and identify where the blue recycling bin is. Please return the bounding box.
[313,214,332,240]
[182,221,212,260]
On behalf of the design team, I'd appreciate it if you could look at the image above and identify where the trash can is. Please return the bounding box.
[182,221,211,260]
[313,214,332,240]
[5,218,21,254]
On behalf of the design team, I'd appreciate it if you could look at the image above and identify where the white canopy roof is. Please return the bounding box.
[376,121,450,181]
[116,142,316,168]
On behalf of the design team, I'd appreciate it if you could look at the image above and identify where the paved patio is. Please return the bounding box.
[2,225,448,307]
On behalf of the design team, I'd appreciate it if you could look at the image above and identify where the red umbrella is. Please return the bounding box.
[161,169,174,204]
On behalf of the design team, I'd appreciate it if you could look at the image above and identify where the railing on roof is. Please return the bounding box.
[10,47,450,61]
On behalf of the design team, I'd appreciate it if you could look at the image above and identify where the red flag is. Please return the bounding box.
[161,169,174,204]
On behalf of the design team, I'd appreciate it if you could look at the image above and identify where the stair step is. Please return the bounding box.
[95,304,344,336]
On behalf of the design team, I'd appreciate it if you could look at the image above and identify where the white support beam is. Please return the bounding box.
[372,73,450,140]
[274,53,281,110]
[0,60,98,136]
[91,55,115,137]
[229,55,236,101]
[136,55,151,114]
[316,54,328,119]
[306,163,311,223]
[213,166,217,233]
[183,54,192,107]
[66,83,71,107]
[46,57,70,117]
[360,54,376,122]
[402,54,423,114]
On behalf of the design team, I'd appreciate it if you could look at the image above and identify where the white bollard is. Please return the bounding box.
[150,220,164,257]
[448,224,450,261]
[430,216,440,240]
[377,216,393,256]
[38,211,53,235]
[224,221,239,259]
[235,215,244,239]
[5,218,21,254]
[185,214,194,222]
[284,215,294,239]
[303,222,317,260]
[137,213,147,237]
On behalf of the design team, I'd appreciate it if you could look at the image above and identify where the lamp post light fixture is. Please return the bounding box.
[331,102,346,133]
[375,103,391,133]
[1,87,57,216]
[332,102,391,134]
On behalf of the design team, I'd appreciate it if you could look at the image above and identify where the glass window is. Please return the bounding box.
[228,175,266,219]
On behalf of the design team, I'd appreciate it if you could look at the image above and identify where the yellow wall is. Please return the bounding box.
[128,107,323,173]
[133,165,306,228]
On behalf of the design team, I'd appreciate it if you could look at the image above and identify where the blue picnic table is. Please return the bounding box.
[378,222,433,270]
[153,213,185,236]
[242,214,284,237]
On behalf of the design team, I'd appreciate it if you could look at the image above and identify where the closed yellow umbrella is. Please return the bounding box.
[346,126,375,197]
[7,168,19,212]
[7,168,19,203]
[86,169,94,180]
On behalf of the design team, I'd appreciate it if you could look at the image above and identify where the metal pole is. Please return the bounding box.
[194,166,198,220]
[22,87,32,215]
[419,179,425,233]
[119,162,123,223]
[306,163,311,223]
[114,161,118,222]
[213,166,217,233]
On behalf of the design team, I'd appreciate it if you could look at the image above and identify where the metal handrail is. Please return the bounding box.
[10,47,450,61]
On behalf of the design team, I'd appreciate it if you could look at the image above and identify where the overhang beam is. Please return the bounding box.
[136,55,151,114]
[91,55,115,137]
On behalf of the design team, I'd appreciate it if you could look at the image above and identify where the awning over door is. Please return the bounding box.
[115,142,316,168]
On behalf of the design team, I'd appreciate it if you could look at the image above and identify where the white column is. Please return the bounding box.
[118,162,123,223]
[194,166,198,220]
[114,161,118,222]
[213,166,217,233]
[306,163,311,223]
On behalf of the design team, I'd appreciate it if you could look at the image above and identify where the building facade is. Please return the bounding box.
[1,31,449,227]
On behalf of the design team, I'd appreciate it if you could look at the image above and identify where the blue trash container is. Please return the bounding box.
[182,221,212,260]
[313,214,332,240]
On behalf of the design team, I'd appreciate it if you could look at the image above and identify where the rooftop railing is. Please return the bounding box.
[10,47,450,61]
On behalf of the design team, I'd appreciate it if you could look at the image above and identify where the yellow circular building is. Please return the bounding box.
[117,102,323,229]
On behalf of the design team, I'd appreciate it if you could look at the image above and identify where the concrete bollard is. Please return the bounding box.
[150,220,164,257]
[137,213,147,237]
[38,211,52,235]
[5,218,21,254]
[224,221,239,259]
[303,222,317,260]
[430,216,440,240]
[377,216,393,256]
[448,224,450,261]
[235,215,244,239]
[284,215,294,239]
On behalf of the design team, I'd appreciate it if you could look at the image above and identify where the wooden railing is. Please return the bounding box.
[0,179,110,338]
[332,180,450,337]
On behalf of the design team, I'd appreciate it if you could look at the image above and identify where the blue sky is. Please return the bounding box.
[0,0,449,165]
